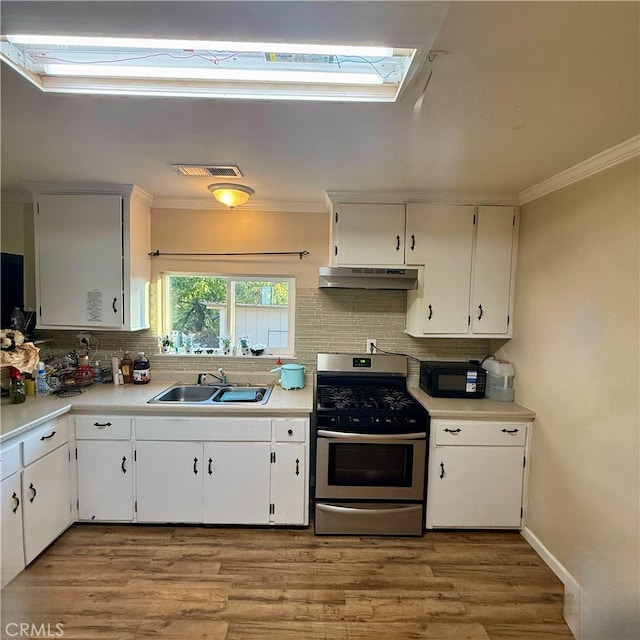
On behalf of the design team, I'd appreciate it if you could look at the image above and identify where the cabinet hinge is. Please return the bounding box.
[76,499,79,511]
[473,213,476,225]
[75,448,78,460]
[523,455,526,468]
[36,203,40,214]
[270,451,276,463]
[269,503,275,515]
[468,315,471,326]
[134,501,137,513]
[507,314,510,326]
[134,449,137,462]
[335,211,339,224]
[334,245,338,256]
[520,507,523,518]
[513,214,516,226]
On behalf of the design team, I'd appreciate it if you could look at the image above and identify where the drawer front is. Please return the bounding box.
[75,416,132,440]
[0,445,21,480]
[23,418,70,465]
[273,418,308,443]
[135,417,272,441]
[434,420,527,446]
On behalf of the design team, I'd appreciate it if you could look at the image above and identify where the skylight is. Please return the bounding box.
[0,35,417,102]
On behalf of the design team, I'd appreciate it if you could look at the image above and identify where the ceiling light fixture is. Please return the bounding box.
[208,183,254,209]
[1,34,415,102]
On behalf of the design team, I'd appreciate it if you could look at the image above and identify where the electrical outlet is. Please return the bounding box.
[366,339,377,354]
[76,332,96,347]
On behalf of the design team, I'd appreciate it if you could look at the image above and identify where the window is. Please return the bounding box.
[162,273,295,355]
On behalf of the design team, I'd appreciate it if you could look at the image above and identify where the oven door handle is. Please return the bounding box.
[316,503,422,515]
[317,430,426,440]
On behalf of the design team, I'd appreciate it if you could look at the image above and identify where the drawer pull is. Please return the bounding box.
[443,428,462,434]
[295,459,300,476]
[121,456,127,474]
[94,422,112,429]
[501,428,520,434]
[11,492,20,513]
[439,462,445,479]
[193,457,199,475]
[427,304,433,320]
[40,431,56,441]
[477,304,484,320]
[28,483,37,503]
[208,458,213,475]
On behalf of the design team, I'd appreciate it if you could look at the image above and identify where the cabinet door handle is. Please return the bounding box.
[477,304,484,320]
[395,235,401,251]
[29,483,37,503]
[295,459,300,476]
[287,429,293,436]
[11,492,20,513]
[444,428,462,434]
[427,304,433,320]
[439,462,445,479]
[410,234,415,251]
[40,431,56,441]
[193,457,199,475]
[208,458,213,475]
[112,297,118,314]
[121,456,127,474]
[501,428,520,434]
[94,422,112,429]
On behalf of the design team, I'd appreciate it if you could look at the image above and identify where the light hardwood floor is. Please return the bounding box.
[1,524,574,639]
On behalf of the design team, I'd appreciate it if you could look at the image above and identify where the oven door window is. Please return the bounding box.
[328,442,413,487]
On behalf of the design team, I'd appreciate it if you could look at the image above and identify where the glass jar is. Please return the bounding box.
[10,378,26,404]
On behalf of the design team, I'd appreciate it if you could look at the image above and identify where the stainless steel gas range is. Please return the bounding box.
[314,353,430,536]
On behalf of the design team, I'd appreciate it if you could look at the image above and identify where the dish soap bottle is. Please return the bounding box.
[10,307,26,333]
[133,352,150,384]
[121,352,133,383]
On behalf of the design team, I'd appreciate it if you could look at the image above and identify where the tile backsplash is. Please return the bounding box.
[35,288,491,382]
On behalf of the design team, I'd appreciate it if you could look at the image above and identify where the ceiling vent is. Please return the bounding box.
[170,164,243,178]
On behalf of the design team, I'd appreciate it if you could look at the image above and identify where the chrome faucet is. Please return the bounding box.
[197,368,227,385]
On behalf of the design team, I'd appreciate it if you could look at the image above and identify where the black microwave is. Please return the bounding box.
[419,361,486,399]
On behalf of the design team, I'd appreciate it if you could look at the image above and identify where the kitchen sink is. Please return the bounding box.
[147,383,272,405]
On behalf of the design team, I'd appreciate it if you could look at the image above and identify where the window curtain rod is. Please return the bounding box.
[149,250,310,259]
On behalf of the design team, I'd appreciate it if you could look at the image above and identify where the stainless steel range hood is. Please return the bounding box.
[318,266,419,290]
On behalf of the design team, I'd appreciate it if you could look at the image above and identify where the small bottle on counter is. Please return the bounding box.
[121,352,133,383]
[111,357,120,384]
[8,367,26,404]
[35,362,48,396]
[133,352,150,384]
[117,368,125,385]
[93,361,103,383]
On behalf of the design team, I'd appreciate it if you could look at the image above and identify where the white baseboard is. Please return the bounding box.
[521,526,583,640]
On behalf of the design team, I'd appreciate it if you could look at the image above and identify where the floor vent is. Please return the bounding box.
[170,164,243,178]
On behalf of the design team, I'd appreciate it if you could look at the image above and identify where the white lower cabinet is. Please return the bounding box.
[1,471,24,588]
[426,420,529,529]
[136,441,203,522]
[203,442,271,524]
[77,441,134,521]
[22,441,73,564]
[132,416,310,526]
[75,416,134,521]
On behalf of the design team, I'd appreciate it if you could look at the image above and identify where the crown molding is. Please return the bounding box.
[20,181,154,206]
[325,190,519,207]
[151,197,326,213]
[518,134,640,205]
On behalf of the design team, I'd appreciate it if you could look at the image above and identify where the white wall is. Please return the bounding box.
[497,157,640,640]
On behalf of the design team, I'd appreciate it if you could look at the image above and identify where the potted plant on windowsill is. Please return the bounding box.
[161,335,174,353]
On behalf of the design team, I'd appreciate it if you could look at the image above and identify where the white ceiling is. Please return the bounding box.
[1,1,638,210]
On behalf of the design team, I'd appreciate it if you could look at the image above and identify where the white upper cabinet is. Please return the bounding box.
[406,205,518,338]
[32,183,152,331]
[470,206,517,335]
[330,203,406,266]
[405,204,475,334]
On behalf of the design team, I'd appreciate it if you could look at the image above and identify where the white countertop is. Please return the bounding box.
[1,374,535,445]
[408,384,536,421]
[1,374,314,443]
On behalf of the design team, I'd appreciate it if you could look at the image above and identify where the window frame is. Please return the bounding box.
[161,271,296,356]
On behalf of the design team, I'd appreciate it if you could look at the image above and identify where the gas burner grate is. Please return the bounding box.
[318,385,420,412]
